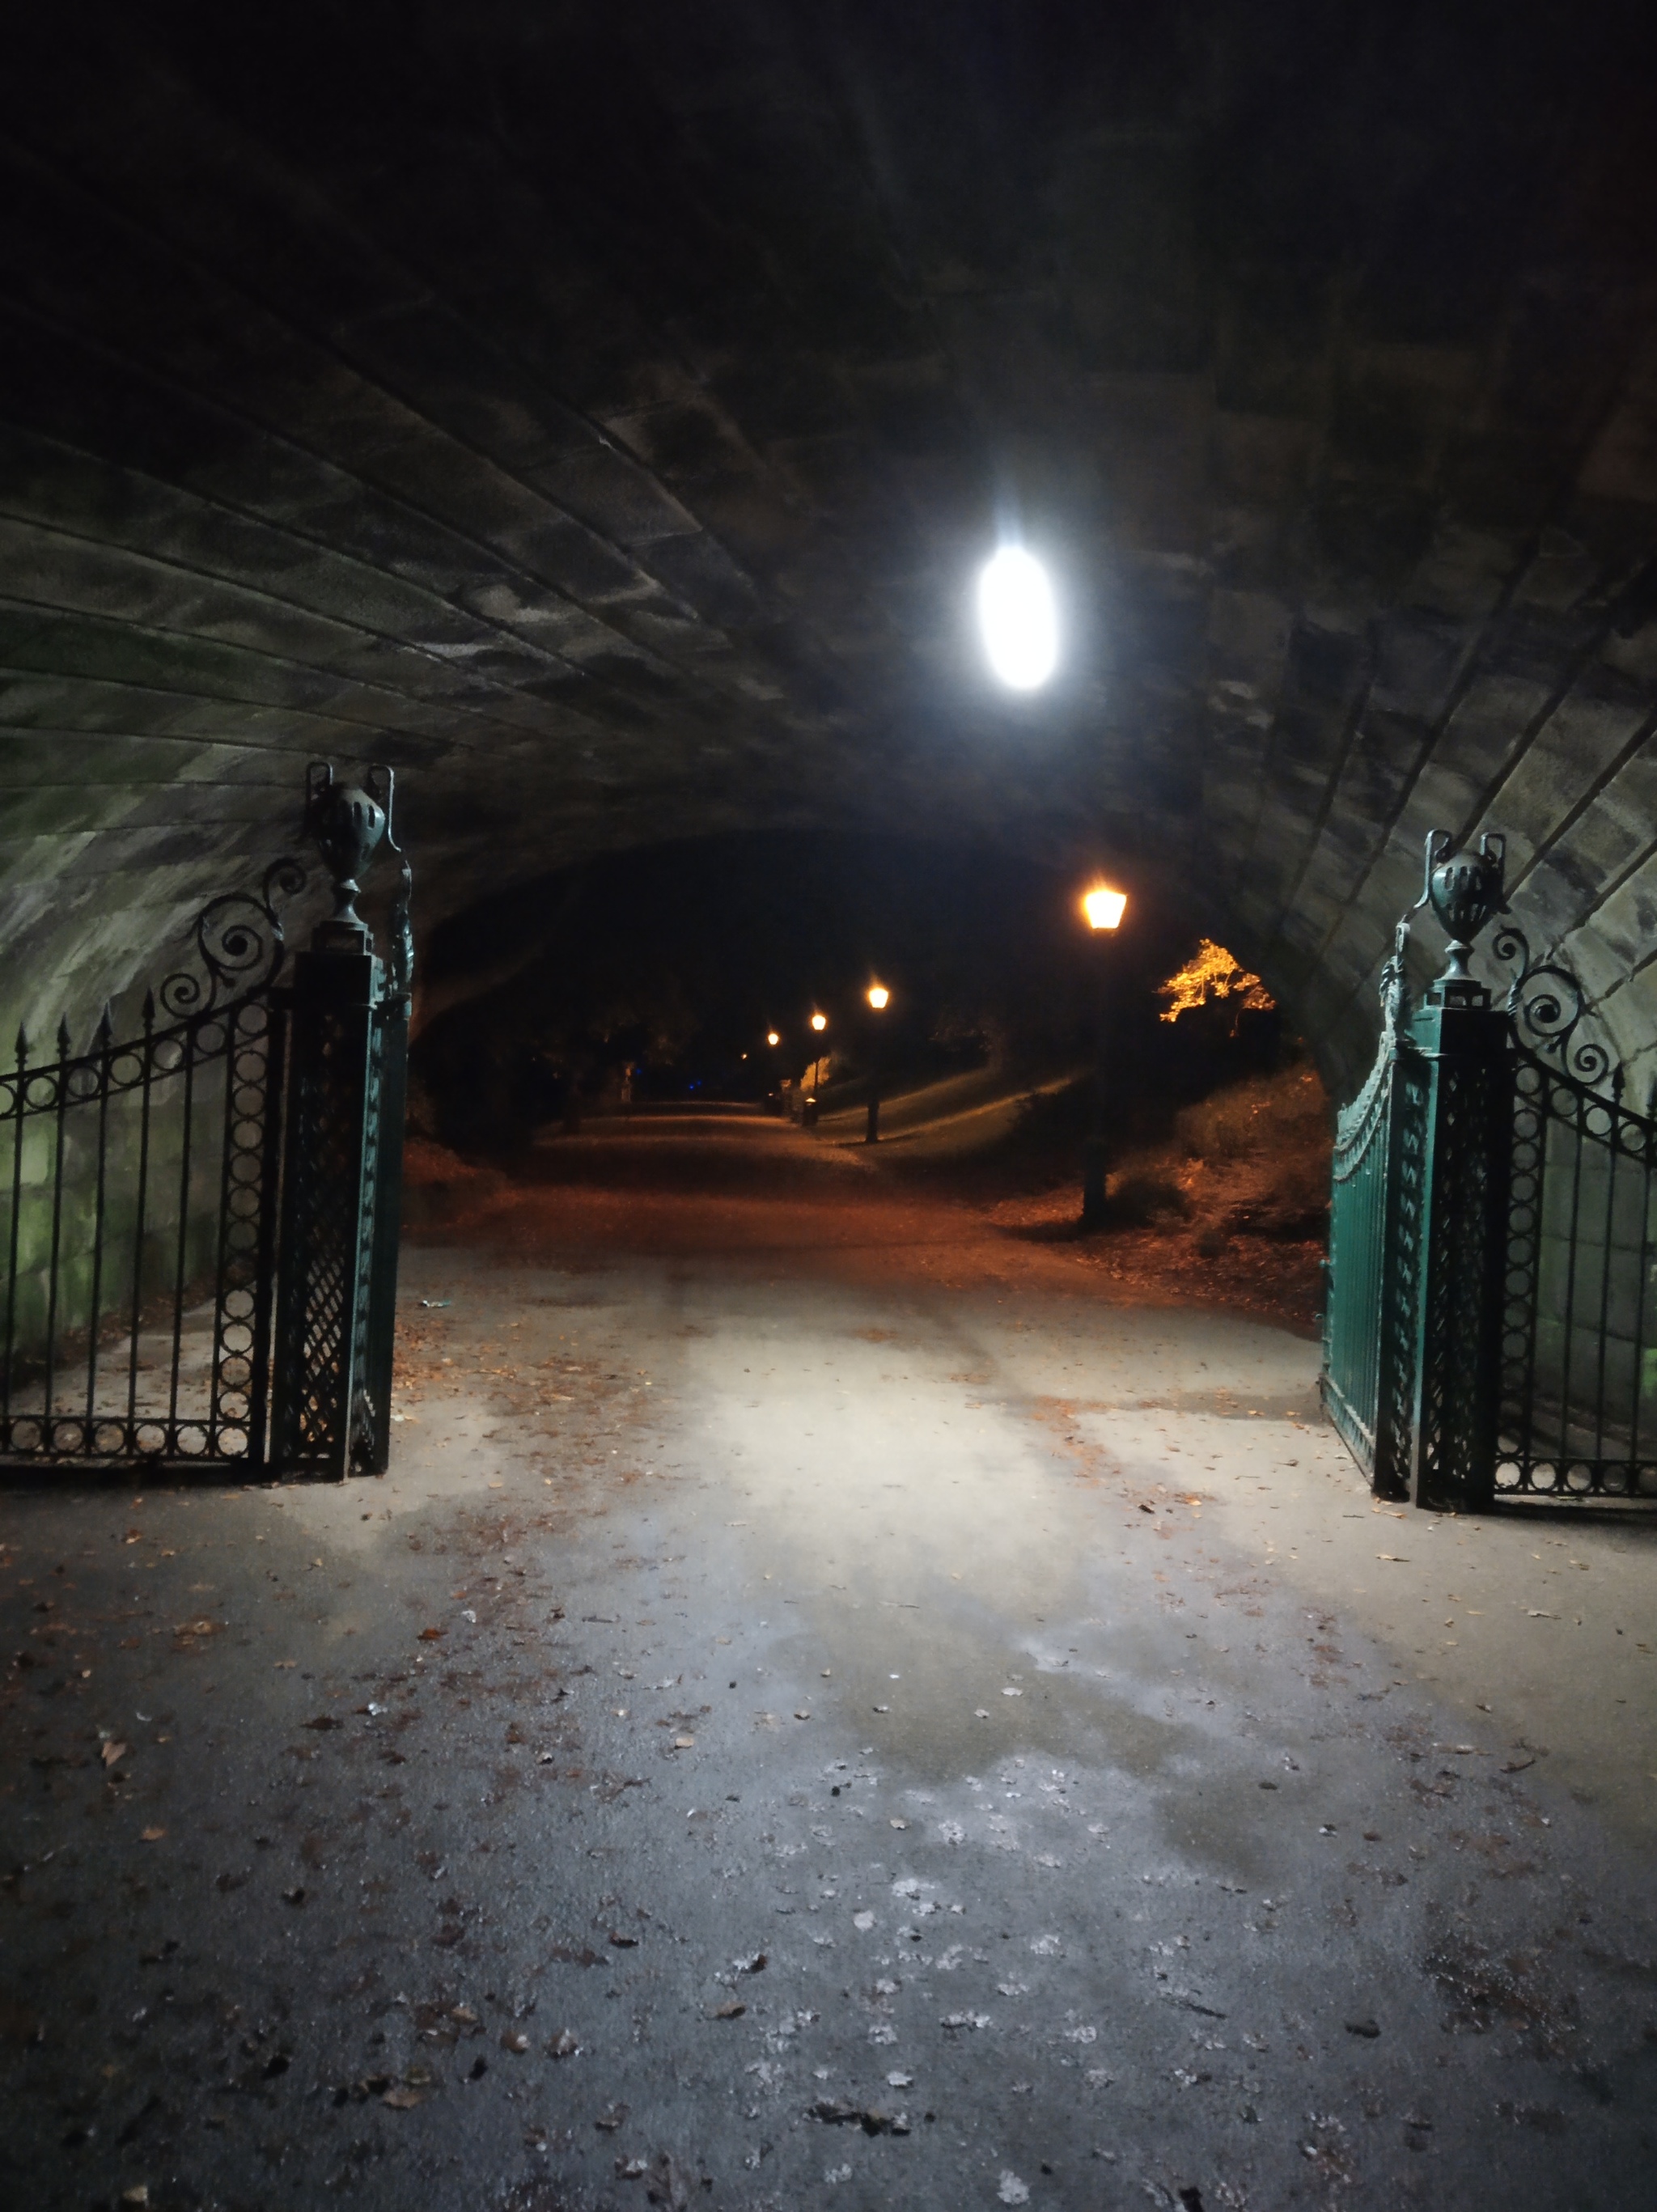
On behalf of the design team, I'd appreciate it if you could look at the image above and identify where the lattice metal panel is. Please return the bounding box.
[270,959,379,1481]
[1411,1025,1511,1513]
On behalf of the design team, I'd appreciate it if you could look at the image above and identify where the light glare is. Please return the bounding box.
[867,983,890,1010]
[977,545,1057,690]
[766,1030,780,1046]
[1082,885,1127,932]
[810,1012,828,1032]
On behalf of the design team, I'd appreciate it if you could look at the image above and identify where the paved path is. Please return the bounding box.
[2,1112,1655,2210]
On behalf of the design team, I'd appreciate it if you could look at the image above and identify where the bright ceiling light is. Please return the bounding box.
[1081,885,1127,932]
[977,545,1057,691]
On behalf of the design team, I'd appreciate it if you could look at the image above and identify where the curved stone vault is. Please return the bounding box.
[6,2,1657,1095]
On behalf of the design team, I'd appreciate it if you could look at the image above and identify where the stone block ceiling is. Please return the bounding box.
[5,0,1657,1091]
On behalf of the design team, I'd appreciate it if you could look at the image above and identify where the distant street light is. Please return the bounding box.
[864,983,891,1142]
[977,545,1058,691]
[766,1030,780,1047]
[810,1011,828,1032]
[1079,884,1128,1228]
[1082,885,1128,933]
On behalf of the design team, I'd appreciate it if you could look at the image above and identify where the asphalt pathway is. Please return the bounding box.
[2,1111,1655,2210]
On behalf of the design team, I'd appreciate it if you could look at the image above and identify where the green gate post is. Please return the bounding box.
[269,766,399,1479]
[361,851,412,1475]
[1405,896,1514,1513]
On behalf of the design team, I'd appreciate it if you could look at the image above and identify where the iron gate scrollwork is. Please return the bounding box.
[1323,828,1657,1510]
[1493,926,1657,1500]
[0,762,411,1481]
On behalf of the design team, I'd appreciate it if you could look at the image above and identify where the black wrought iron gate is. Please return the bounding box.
[0,763,411,1481]
[1324,830,1657,1510]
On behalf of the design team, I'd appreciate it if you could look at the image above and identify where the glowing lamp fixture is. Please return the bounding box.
[766,1030,780,1047]
[1081,884,1128,932]
[977,545,1058,690]
[810,1011,828,1032]
[867,983,890,1011]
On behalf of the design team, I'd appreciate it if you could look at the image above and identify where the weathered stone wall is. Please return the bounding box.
[2,4,1656,1110]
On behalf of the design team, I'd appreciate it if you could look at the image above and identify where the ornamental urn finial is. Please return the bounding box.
[306,761,387,951]
[1423,830,1507,1002]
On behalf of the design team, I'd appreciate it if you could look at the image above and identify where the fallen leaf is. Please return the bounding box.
[381,2085,422,2110]
[594,2103,629,2132]
[302,1715,341,1732]
[418,1628,446,1642]
[673,1735,696,1751]
[1345,2018,1381,2038]
[547,2030,579,2058]
[812,2096,910,2134]
[707,1998,746,2019]
[141,1826,166,1842]
[100,1741,129,1768]
[500,2029,530,2053]
[616,2157,649,2180]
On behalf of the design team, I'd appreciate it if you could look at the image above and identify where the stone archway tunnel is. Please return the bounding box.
[2,7,1657,2209]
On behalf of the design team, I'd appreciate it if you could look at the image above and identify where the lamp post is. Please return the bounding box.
[803,1011,828,1127]
[1079,885,1127,1228]
[864,983,891,1143]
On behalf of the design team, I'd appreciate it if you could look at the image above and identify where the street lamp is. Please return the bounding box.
[1079,884,1127,1228]
[977,545,1058,690]
[795,1011,829,1129]
[864,982,891,1142]
[1082,886,1127,933]
[766,1031,780,1047]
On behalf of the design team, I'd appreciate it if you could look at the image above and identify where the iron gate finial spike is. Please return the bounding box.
[56,1016,70,1059]
[13,1024,26,1066]
[142,989,155,1029]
